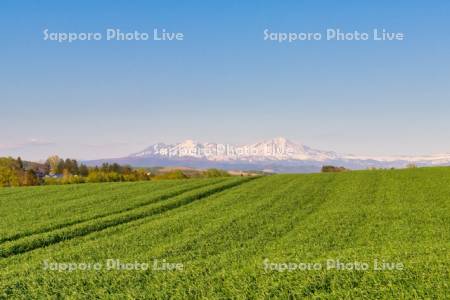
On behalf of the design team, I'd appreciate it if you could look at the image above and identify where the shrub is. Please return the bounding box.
[321,165,348,173]
[153,170,188,180]
[202,168,230,178]
[87,171,124,183]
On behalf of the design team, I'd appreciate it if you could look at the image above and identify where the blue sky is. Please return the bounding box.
[1,0,449,160]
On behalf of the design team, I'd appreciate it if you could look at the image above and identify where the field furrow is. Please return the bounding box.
[0,177,255,258]
[0,169,449,299]
[0,178,226,243]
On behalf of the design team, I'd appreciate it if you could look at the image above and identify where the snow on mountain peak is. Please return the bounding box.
[122,137,450,169]
[130,138,336,162]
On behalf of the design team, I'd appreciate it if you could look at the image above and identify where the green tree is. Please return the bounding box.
[64,159,79,175]
[0,157,21,187]
[79,164,89,177]
[46,155,62,174]
[17,157,24,169]
[21,169,39,186]
[56,160,65,174]
[321,165,348,173]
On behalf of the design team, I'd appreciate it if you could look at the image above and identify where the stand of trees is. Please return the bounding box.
[321,165,348,173]
[0,156,152,187]
[43,156,152,185]
[0,157,40,187]
[0,155,232,187]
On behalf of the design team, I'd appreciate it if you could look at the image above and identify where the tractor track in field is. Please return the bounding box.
[0,177,258,259]
[0,179,226,244]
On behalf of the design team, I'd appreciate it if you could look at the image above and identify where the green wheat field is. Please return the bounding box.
[0,168,449,299]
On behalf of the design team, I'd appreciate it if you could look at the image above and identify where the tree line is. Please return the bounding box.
[0,156,231,187]
[0,156,151,187]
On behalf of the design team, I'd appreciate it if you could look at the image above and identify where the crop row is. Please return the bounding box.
[0,169,448,298]
[0,178,226,243]
[0,177,255,258]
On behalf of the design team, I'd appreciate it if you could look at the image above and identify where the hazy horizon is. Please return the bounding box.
[3,136,450,162]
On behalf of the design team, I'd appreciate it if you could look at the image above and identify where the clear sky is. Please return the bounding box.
[1,0,450,161]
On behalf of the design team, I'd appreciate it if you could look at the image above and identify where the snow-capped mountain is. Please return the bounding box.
[130,137,340,162]
[86,137,450,173]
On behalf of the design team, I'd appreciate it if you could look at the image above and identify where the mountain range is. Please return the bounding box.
[85,137,450,173]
